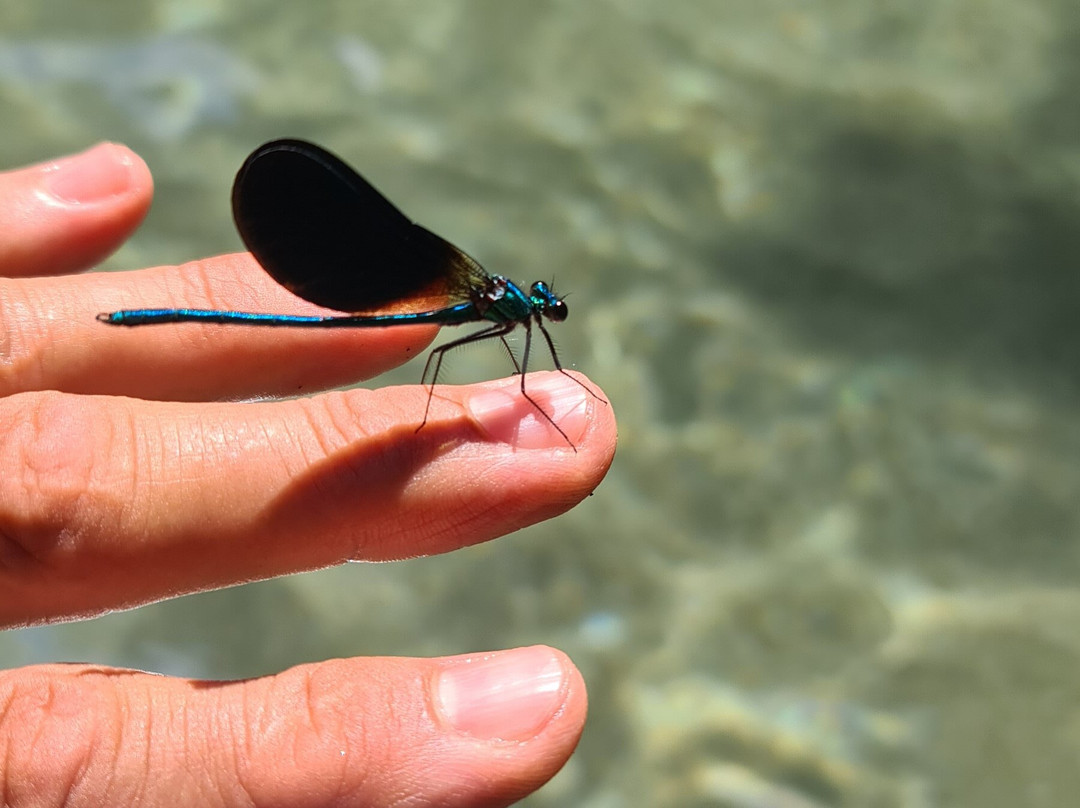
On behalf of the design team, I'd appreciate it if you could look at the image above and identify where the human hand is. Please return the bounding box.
[0,143,617,807]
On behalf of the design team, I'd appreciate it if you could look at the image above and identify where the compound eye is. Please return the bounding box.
[547,299,568,322]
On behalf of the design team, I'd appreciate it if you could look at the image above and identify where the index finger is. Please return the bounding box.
[0,373,616,626]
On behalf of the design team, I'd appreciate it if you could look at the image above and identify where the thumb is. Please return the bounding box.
[1,646,586,807]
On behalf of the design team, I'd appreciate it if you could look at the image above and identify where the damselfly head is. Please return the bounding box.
[530,281,568,322]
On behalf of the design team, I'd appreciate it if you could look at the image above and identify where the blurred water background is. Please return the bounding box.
[2,2,1079,806]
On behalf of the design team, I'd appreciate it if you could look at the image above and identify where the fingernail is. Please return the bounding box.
[437,646,567,741]
[42,143,136,205]
[467,371,589,449]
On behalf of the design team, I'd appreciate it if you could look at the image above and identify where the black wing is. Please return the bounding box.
[231,139,487,313]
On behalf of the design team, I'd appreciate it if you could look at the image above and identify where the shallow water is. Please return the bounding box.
[3,1,1080,805]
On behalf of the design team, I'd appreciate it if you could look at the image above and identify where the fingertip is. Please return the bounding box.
[436,645,586,742]
[234,650,586,806]
[1,142,153,277]
[465,371,612,454]
[40,142,153,208]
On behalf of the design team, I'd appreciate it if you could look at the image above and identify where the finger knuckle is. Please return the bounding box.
[0,392,123,572]
[235,662,391,803]
[0,668,119,808]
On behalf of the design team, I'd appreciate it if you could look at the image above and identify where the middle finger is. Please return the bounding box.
[0,253,436,400]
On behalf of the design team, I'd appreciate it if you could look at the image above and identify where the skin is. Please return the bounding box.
[0,143,617,807]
